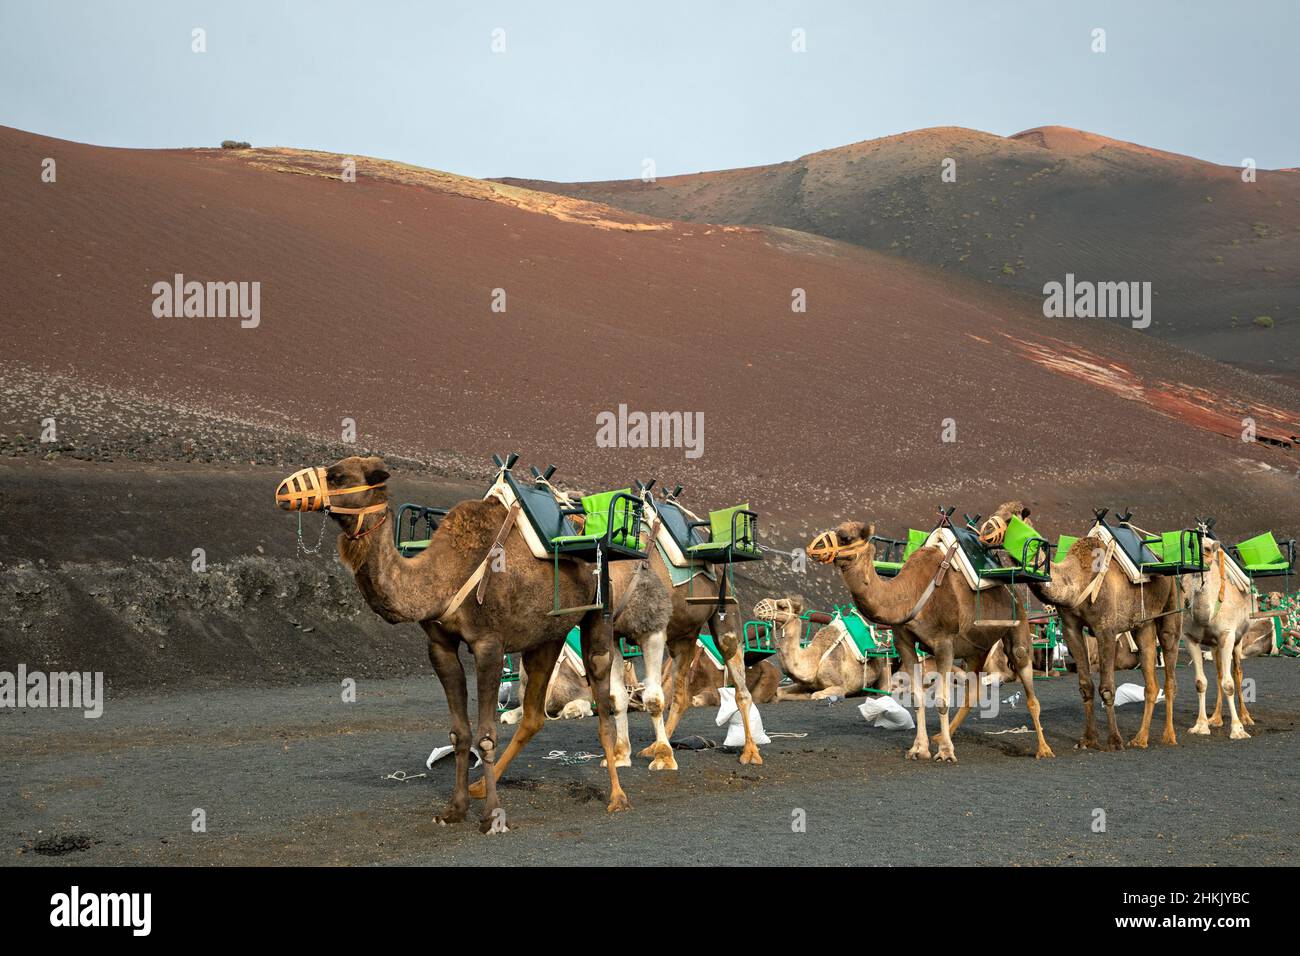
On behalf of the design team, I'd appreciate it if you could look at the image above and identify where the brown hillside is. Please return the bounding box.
[500,126,1300,384]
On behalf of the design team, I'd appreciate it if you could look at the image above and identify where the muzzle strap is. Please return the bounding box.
[807,530,869,564]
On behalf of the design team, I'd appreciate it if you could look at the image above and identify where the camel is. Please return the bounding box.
[275,455,667,828]
[754,597,892,700]
[500,653,642,724]
[981,502,1181,751]
[807,520,1053,761]
[514,482,766,771]
[671,651,782,709]
[1182,536,1255,739]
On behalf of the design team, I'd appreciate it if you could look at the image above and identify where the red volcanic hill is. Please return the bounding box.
[2,125,1298,544]
[499,126,1300,384]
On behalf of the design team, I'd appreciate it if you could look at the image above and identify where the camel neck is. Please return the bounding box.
[841,554,926,626]
[338,507,451,624]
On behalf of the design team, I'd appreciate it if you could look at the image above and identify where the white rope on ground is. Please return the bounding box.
[985,726,1031,735]
[543,750,600,766]
[765,732,809,738]
[384,770,427,782]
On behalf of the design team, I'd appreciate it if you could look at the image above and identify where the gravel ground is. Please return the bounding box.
[4,658,1297,866]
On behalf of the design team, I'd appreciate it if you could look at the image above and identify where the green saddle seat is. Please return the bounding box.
[685,504,761,563]
[1140,530,1206,574]
[1234,531,1294,577]
[980,515,1052,582]
[874,528,929,577]
[549,488,647,561]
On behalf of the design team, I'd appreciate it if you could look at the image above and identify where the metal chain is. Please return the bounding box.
[296,511,331,556]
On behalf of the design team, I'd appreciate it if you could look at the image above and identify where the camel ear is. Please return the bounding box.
[865,523,875,539]
[1020,506,1031,519]
[362,456,390,485]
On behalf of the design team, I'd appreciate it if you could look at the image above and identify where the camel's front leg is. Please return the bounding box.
[579,615,631,812]
[1158,618,1180,745]
[931,645,957,763]
[470,637,508,833]
[715,625,762,765]
[426,632,472,825]
[645,640,693,756]
[1234,647,1255,726]
[601,647,632,769]
[898,641,930,761]
[469,640,561,799]
[1187,639,1211,734]
[1095,629,1124,751]
[1009,635,1055,759]
[1218,634,1249,740]
[1128,624,1159,749]
[1058,616,1099,749]
[637,629,676,771]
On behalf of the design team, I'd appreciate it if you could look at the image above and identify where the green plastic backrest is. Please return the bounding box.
[1056,535,1078,562]
[708,503,753,550]
[904,528,929,559]
[1237,531,1284,567]
[1158,530,1200,566]
[580,488,633,542]
[1002,516,1039,566]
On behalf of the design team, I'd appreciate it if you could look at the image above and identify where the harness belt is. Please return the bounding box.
[438,502,522,625]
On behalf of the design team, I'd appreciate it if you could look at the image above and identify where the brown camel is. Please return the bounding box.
[807,521,1053,761]
[276,455,663,827]
[982,502,1181,751]
[754,597,892,699]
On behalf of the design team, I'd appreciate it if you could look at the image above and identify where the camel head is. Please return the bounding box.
[978,501,1032,546]
[754,595,805,624]
[807,520,874,568]
[276,455,391,538]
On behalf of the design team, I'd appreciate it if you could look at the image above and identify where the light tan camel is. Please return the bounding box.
[276,456,664,827]
[808,521,1053,761]
[500,654,641,724]
[754,598,892,699]
[1207,615,1277,727]
[1182,537,1255,739]
[982,502,1181,751]
[676,653,782,709]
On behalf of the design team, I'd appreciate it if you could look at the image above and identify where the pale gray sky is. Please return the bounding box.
[2,0,1296,180]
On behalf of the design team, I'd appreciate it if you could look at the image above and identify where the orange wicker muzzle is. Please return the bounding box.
[275,466,389,539]
[806,530,868,564]
[276,467,332,512]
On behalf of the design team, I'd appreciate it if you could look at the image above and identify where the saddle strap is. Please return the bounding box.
[438,501,521,625]
[1075,539,1116,607]
[897,542,959,625]
[476,501,522,604]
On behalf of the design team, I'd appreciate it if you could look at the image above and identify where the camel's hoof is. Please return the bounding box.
[905,749,930,761]
[1208,716,1224,728]
[933,749,957,764]
[1161,732,1178,747]
[1188,723,1211,736]
[1105,735,1125,752]
[606,790,632,814]
[636,744,656,759]
[600,756,633,769]
[435,807,467,826]
[1075,736,1100,751]
[468,779,488,799]
[1035,745,1056,759]
[648,743,678,772]
[1127,735,1149,749]
[1229,727,1251,740]
[739,746,763,766]
[1241,715,1256,727]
